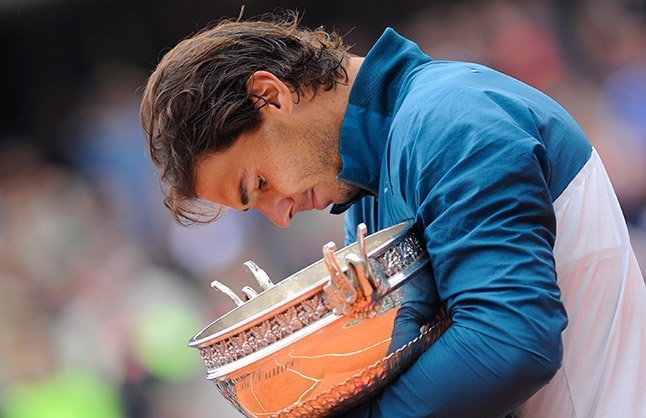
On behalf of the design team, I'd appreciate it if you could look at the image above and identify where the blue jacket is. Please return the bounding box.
[334,29,591,417]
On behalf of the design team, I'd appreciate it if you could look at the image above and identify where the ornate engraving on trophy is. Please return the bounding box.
[375,233,425,279]
[189,221,450,418]
[199,293,331,369]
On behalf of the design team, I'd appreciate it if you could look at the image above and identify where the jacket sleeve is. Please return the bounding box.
[343,99,568,417]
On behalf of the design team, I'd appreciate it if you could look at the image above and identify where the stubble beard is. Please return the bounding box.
[304,116,359,205]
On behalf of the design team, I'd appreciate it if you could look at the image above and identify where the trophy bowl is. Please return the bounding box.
[189,221,451,417]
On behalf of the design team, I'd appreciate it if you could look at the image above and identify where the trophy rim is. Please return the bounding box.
[188,221,413,348]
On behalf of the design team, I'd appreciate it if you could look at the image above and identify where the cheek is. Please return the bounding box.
[268,165,305,195]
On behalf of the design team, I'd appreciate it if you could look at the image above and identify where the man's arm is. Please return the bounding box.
[344,100,568,417]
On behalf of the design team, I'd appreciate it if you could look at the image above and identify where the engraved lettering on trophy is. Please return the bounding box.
[261,359,297,381]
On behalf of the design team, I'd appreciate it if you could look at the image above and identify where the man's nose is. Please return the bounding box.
[257,196,294,228]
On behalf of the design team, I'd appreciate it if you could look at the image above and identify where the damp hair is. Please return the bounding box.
[140,10,350,225]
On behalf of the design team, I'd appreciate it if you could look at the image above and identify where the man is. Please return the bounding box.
[140,12,646,418]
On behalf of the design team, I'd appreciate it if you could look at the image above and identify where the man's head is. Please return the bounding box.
[140,11,359,226]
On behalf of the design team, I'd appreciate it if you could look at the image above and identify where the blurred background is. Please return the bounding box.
[1,0,645,417]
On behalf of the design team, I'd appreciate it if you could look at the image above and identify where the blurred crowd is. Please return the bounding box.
[1,0,645,417]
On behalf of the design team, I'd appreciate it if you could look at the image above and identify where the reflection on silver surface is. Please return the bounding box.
[190,221,451,417]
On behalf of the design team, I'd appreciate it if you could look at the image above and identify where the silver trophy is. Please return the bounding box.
[189,221,451,417]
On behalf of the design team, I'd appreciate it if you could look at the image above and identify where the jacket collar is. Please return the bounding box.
[331,28,432,213]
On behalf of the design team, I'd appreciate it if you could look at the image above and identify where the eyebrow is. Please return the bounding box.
[239,169,249,207]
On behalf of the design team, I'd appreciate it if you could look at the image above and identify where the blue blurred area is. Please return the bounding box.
[0,1,645,417]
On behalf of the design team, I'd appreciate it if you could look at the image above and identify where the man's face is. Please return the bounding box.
[194,114,357,227]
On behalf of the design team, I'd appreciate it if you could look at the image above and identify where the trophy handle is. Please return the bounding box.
[210,261,275,307]
[243,261,275,291]
[322,223,388,318]
[240,286,258,301]
[210,280,245,307]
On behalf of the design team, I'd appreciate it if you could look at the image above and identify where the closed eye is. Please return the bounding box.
[258,176,267,191]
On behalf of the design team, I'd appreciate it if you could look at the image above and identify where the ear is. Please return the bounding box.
[246,71,294,114]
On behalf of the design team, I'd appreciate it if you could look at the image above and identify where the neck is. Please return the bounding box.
[342,56,366,92]
[299,56,364,128]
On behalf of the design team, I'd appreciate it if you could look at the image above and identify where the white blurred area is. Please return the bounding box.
[1,0,645,417]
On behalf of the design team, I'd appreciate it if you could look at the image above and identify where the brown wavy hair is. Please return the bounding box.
[140,10,350,225]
